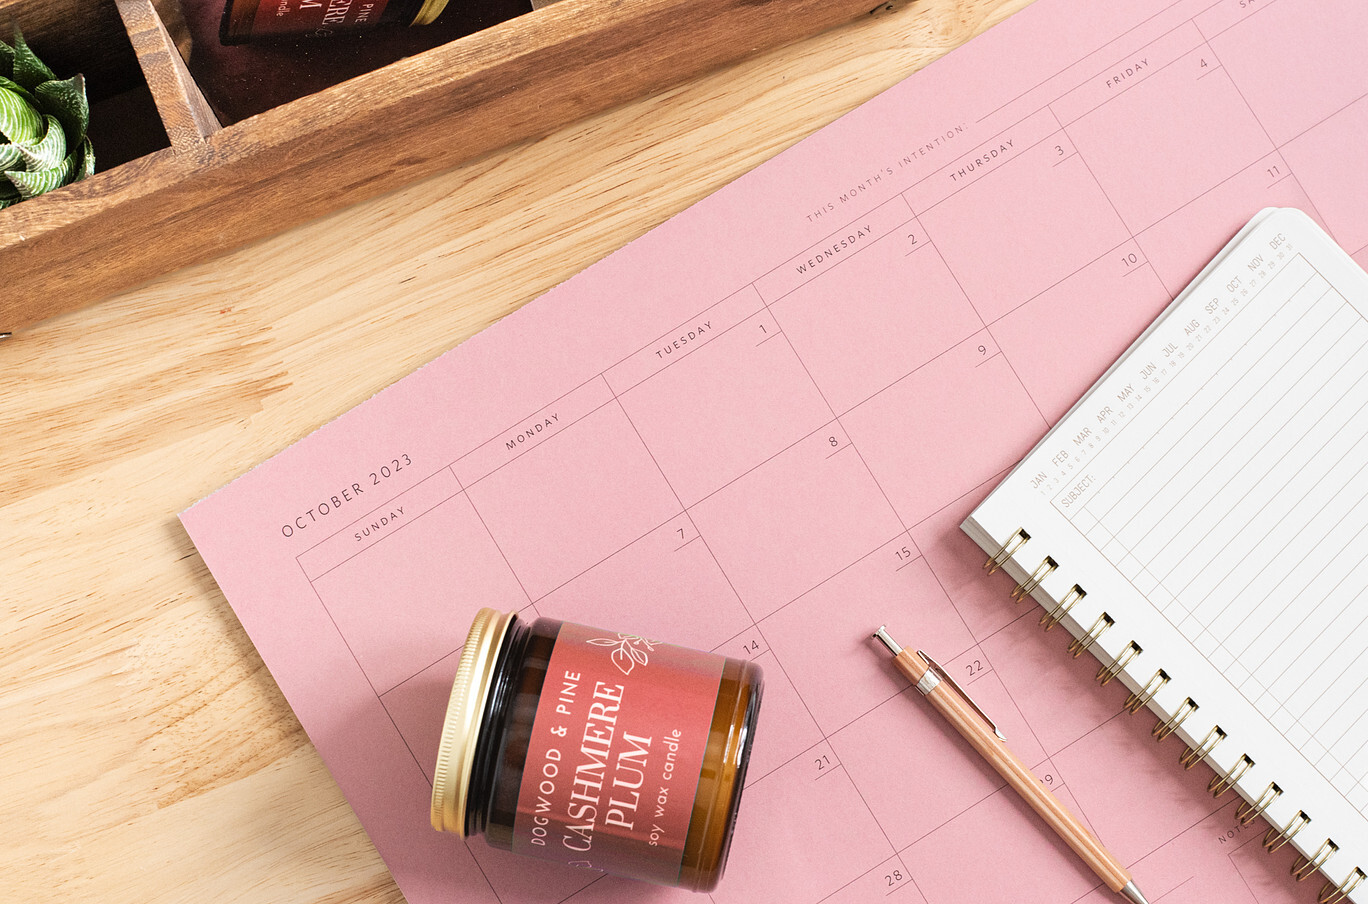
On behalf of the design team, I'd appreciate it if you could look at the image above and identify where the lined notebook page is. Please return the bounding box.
[965,208,1368,899]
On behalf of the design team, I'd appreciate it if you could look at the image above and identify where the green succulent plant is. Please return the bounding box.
[0,27,94,209]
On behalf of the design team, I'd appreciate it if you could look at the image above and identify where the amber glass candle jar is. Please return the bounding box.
[431,608,763,891]
[221,0,452,44]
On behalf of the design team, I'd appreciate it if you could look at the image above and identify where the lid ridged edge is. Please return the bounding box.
[430,607,513,834]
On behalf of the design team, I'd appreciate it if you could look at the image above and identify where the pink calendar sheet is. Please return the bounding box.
[181,1,1368,902]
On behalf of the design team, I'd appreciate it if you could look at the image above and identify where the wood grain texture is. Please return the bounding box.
[0,0,1031,900]
[0,0,900,333]
[116,0,221,151]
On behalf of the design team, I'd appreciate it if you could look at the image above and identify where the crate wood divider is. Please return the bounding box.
[0,0,892,334]
[117,0,222,150]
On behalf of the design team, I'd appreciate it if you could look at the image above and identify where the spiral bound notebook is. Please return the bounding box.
[963,207,1368,904]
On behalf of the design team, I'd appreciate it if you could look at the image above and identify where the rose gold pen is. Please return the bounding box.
[873,626,1151,904]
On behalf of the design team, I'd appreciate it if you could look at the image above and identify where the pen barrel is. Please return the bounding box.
[925,676,1132,893]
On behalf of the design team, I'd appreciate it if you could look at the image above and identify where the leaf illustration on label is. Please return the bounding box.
[588,633,657,676]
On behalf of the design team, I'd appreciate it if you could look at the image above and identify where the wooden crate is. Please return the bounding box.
[0,0,895,334]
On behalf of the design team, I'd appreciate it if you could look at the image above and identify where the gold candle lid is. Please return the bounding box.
[411,0,451,25]
[430,607,513,834]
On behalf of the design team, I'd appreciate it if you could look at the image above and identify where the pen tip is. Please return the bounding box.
[872,626,901,655]
[1120,880,1150,904]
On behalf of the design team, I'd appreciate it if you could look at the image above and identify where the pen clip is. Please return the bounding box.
[917,650,1007,741]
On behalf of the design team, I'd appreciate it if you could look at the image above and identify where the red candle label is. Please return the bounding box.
[512,622,725,885]
[250,0,394,37]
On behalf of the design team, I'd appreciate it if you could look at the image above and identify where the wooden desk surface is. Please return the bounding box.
[1,1,1028,899]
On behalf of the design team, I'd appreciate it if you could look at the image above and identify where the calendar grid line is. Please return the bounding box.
[746,217,1077,878]
[468,839,509,904]
[808,852,926,904]
[605,391,760,626]
[599,348,928,876]
[600,287,768,396]
[841,770,917,892]
[889,745,1116,864]
[1051,35,1207,131]
[1200,0,1284,40]
[290,70,1363,581]
[295,293,984,570]
[323,69,1366,561]
[741,709,865,790]
[900,499,1063,777]
[1046,108,1134,254]
[292,464,468,561]
[1125,796,1239,871]
[360,513,930,703]
[1190,17,1334,236]
[757,200,915,307]
[452,467,539,612]
[757,224,1044,760]
[181,2,1368,899]
[897,783,1010,851]
[552,874,603,904]
[975,0,1211,124]
[297,561,444,815]
[298,485,467,582]
[979,235,1139,331]
[906,116,1058,217]
[734,245,962,867]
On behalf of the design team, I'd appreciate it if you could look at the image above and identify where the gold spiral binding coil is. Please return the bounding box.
[1293,840,1338,882]
[1040,584,1085,631]
[984,529,1029,575]
[1012,556,1057,601]
[1068,613,1114,658]
[1126,669,1169,714]
[1320,868,1365,904]
[1153,697,1198,740]
[1097,641,1142,686]
[1264,810,1310,853]
[1236,782,1282,825]
[1179,725,1225,769]
[1208,754,1253,798]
